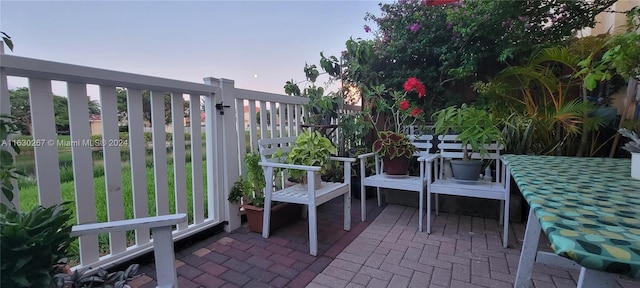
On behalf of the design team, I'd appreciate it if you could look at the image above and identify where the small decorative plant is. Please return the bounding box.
[286,130,337,181]
[372,131,417,159]
[619,128,640,153]
[229,152,266,207]
[432,104,505,160]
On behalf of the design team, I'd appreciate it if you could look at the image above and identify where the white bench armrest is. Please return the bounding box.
[71,214,187,237]
[329,156,356,163]
[418,154,440,163]
[258,161,322,172]
[358,152,376,159]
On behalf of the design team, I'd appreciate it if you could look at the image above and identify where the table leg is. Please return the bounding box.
[577,267,616,288]
[514,208,541,288]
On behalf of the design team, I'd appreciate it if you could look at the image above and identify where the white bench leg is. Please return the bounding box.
[152,226,177,288]
[577,267,616,287]
[514,209,541,288]
[262,200,272,239]
[361,182,366,222]
[344,192,351,231]
[376,187,382,207]
[426,190,432,234]
[309,206,318,256]
[418,189,424,232]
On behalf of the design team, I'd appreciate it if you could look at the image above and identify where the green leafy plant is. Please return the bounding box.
[52,263,140,288]
[0,115,25,206]
[0,203,73,288]
[229,152,267,207]
[619,128,640,153]
[372,131,417,160]
[286,131,337,181]
[432,104,505,160]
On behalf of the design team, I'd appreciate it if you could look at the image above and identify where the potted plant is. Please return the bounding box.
[432,104,505,180]
[286,130,337,188]
[365,77,427,175]
[619,128,640,180]
[229,153,301,234]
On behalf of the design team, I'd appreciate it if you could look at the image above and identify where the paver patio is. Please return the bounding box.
[131,196,639,288]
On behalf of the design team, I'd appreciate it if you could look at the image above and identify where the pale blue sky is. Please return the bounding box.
[1,0,387,96]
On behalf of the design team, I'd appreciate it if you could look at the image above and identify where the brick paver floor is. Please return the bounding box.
[309,205,639,288]
[131,195,385,288]
[132,197,639,288]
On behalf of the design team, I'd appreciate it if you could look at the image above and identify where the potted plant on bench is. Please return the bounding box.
[432,104,505,181]
[229,152,302,234]
[286,130,337,188]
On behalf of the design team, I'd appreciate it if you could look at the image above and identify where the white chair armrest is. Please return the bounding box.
[71,214,187,237]
[329,156,356,163]
[418,154,440,163]
[258,161,322,172]
[358,152,376,159]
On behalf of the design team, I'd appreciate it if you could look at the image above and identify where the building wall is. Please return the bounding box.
[581,0,639,36]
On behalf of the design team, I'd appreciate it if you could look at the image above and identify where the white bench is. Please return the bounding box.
[258,137,355,256]
[71,213,187,288]
[359,135,437,231]
[426,135,511,248]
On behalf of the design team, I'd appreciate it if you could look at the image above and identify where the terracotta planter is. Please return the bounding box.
[243,203,302,233]
[383,155,410,175]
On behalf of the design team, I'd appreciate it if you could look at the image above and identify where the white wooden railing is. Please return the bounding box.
[0,47,361,271]
[0,49,233,270]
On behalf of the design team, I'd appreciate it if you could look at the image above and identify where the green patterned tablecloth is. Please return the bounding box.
[502,155,640,279]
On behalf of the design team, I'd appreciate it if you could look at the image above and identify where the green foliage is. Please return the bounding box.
[432,104,505,160]
[9,88,100,134]
[619,128,640,153]
[0,115,23,204]
[115,88,191,126]
[0,203,73,288]
[52,263,140,288]
[230,152,266,206]
[287,131,337,181]
[372,131,417,159]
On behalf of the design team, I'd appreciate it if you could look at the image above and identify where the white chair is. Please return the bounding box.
[71,214,187,288]
[358,135,437,231]
[426,135,510,248]
[257,137,354,256]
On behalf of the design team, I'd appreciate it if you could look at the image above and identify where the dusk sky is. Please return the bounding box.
[1,0,389,97]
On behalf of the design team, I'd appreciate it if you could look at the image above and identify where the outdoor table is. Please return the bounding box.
[502,155,640,288]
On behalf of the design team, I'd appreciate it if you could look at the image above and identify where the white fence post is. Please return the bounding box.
[204,77,241,232]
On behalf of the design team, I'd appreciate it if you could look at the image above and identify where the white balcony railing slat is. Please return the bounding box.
[150,91,170,216]
[247,100,258,152]
[259,101,268,138]
[189,94,205,224]
[29,78,62,207]
[278,104,286,138]
[67,82,100,264]
[99,85,127,254]
[126,89,151,244]
[269,101,277,138]
[171,93,188,230]
[235,97,247,174]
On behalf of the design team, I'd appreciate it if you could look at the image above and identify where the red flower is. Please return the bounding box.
[403,77,426,98]
[400,100,410,110]
[411,108,424,116]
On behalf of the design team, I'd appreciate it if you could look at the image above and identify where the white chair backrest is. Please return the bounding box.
[257,137,296,163]
[436,135,502,160]
[408,134,434,158]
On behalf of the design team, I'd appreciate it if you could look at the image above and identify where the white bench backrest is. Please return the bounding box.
[409,134,434,158]
[436,135,502,160]
[257,137,296,163]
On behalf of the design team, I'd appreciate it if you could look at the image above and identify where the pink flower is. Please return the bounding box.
[407,23,421,32]
[364,25,371,33]
[403,77,426,98]
[400,100,410,110]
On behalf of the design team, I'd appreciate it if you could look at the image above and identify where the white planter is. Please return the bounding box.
[632,152,640,180]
